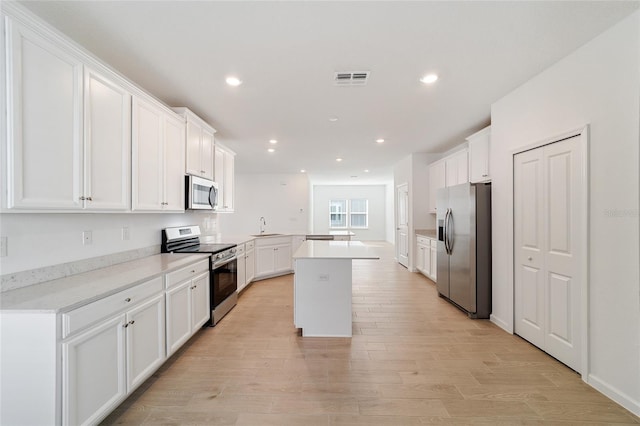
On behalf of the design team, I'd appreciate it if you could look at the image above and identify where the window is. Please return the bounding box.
[329,199,368,229]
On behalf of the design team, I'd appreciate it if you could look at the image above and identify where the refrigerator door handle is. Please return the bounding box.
[444,208,451,254]
[446,208,454,254]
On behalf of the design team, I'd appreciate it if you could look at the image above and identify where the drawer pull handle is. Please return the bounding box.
[129,320,135,325]
[125,298,132,303]
[191,270,196,273]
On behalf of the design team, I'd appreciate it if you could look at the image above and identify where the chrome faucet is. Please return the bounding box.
[259,216,266,234]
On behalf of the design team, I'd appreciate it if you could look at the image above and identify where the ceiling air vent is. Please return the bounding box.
[334,71,370,86]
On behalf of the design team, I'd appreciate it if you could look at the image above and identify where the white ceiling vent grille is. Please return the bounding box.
[334,71,370,86]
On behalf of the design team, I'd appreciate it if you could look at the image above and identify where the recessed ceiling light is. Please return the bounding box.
[300,169,306,173]
[267,148,275,153]
[329,117,339,122]
[225,76,242,86]
[336,158,343,162]
[376,138,385,144]
[364,169,370,173]
[269,139,278,144]
[420,73,438,84]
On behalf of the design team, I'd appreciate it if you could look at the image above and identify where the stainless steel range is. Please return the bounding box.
[162,225,238,325]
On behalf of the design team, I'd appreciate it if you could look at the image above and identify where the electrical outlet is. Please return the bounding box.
[0,237,7,257]
[122,227,130,241]
[83,231,92,245]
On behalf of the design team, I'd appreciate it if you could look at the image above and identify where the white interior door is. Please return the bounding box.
[396,184,409,268]
[514,135,584,372]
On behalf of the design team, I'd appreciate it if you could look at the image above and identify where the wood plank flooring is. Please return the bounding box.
[102,242,640,425]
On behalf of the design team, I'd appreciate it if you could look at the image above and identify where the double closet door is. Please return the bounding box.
[514,134,585,372]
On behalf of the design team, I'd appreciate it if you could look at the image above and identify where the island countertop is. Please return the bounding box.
[293,240,380,260]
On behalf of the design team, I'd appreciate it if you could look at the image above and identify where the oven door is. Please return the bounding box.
[211,257,238,308]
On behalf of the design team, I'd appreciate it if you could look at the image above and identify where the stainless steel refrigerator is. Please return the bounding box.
[436,182,491,318]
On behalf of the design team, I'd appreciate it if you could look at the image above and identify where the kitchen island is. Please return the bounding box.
[292,240,379,337]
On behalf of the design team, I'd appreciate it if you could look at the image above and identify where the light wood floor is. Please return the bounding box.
[102,242,640,425]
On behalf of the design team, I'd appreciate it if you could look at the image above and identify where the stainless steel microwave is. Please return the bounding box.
[185,175,218,210]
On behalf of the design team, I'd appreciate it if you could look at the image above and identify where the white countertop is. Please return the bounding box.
[0,253,210,313]
[293,241,380,260]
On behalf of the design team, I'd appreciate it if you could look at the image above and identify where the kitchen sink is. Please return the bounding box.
[251,233,282,237]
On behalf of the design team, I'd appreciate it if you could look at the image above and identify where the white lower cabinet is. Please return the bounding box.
[246,241,256,284]
[236,244,247,292]
[62,285,165,426]
[165,260,210,356]
[416,235,437,282]
[62,315,126,426]
[255,236,293,280]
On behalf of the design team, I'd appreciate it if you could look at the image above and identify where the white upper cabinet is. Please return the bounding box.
[174,107,216,181]
[84,68,132,210]
[4,15,132,211]
[445,149,468,187]
[214,144,235,212]
[467,126,491,183]
[5,16,84,210]
[132,96,185,212]
[428,160,446,213]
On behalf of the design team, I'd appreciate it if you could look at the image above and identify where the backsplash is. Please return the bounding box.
[0,245,160,293]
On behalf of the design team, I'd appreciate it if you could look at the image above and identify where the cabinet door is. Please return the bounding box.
[255,246,275,277]
[222,150,235,211]
[191,271,210,329]
[214,145,225,207]
[185,120,202,177]
[424,241,432,277]
[456,150,469,184]
[84,68,131,210]
[274,244,292,273]
[237,248,247,292]
[163,114,186,211]
[428,161,445,213]
[166,280,192,356]
[6,18,83,210]
[62,315,126,426]
[126,293,166,391]
[430,240,437,281]
[246,249,255,283]
[132,96,163,210]
[416,243,425,273]
[469,132,490,182]
[201,128,215,180]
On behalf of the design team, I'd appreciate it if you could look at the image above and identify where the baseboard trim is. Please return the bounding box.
[588,373,640,417]
[490,314,513,334]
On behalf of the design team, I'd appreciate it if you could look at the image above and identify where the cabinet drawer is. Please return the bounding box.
[245,240,255,250]
[417,236,429,245]
[62,276,163,338]
[165,259,209,289]
[236,244,245,255]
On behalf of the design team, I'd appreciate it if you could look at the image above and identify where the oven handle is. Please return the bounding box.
[213,255,237,269]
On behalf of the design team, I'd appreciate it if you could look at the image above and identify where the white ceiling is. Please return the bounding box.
[19,1,639,184]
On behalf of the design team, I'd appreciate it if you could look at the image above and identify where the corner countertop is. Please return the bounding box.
[416,229,437,239]
[0,253,210,313]
[293,241,380,260]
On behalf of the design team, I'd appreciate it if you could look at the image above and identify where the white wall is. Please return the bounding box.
[217,173,310,236]
[490,11,639,415]
[385,182,394,243]
[0,211,216,275]
[312,185,387,240]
